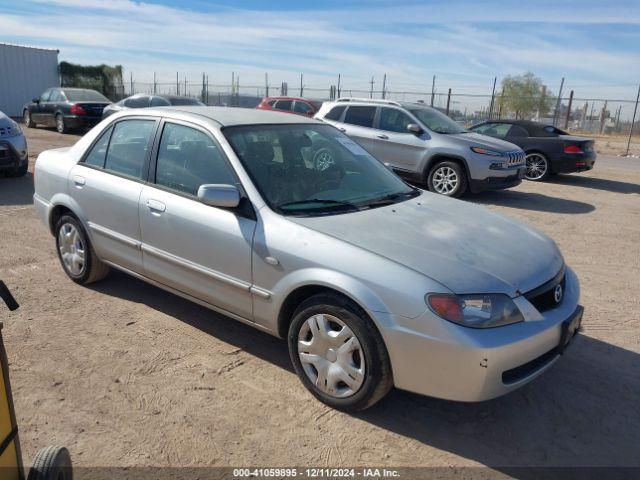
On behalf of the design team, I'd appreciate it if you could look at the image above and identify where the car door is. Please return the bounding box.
[503,124,530,150]
[339,105,380,154]
[32,89,51,123]
[68,117,158,272]
[139,119,255,320]
[45,89,64,126]
[372,107,428,170]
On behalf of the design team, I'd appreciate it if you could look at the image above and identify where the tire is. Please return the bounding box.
[288,293,393,411]
[524,152,550,181]
[55,214,109,284]
[27,446,72,480]
[24,109,35,128]
[55,114,68,134]
[427,161,467,197]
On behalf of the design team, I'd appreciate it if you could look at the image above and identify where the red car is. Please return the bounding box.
[256,97,320,117]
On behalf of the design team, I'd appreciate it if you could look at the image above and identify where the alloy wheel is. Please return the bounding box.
[525,153,548,180]
[432,166,459,195]
[56,115,65,133]
[24,110,30,126]
[297,314,365,398]
[313,148,335,171]
[58,223,86,276]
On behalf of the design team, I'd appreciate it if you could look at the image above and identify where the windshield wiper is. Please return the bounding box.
[363,190,420,207]
[278,198,359,212]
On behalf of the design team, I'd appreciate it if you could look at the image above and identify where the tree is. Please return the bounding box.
[59,61,124,100]
[499,72,554,119]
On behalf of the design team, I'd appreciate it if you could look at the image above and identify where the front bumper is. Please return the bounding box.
[469,166,525,193]
[551,151,596,174]
[0,136,28,171]
[375,266,581,402]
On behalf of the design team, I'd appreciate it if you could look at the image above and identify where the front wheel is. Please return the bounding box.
[55,214,109,284]
[288,293,393,411]
[28,446,72,480]
[427,161,467,197]
[24,109,35,128]
[55,114,68,134]
[525,152,550,181]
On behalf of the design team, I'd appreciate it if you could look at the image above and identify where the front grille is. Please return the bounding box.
[524,267,566,313]
[504,150,525,165]
[502,347,559,384]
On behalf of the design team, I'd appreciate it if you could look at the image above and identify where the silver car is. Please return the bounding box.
[0,110,28,177]
[34,107,582,411]
[315,98,527,197]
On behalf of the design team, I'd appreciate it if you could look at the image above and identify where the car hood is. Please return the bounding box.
[448,132,521,152]
[289,192,563,296]
[0,110,12,126]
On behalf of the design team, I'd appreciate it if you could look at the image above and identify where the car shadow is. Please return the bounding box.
[0,171,34,206]
[91,271,640,474]
[548,174,640,195]
[472,190,595,214]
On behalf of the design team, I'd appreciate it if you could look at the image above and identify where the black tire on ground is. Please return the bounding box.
[524,152,551,181]
[55,114,68,134]
[426,160,467,197]
[27,446,72,480]
[55,214,109,284]
[23,109,35,128]
[288,293,393,412]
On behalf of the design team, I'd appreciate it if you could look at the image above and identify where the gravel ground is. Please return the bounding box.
[1,127,639,476]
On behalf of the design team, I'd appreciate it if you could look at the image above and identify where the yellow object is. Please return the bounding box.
[0,323,21,480]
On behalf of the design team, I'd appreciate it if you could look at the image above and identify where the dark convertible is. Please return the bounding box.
[469,119,596,181]
[23,88,111,134]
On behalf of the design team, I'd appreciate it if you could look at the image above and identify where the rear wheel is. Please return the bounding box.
[27,446,72,480]
[288,293,393,411]
[55,113,68,134]
[525,152,550,181]
[23,109,35,128]
[55,214,109,284]
[427,161,467,197]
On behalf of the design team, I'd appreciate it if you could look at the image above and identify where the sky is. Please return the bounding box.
[1,0,640,108]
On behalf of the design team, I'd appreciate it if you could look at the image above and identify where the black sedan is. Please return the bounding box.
[469,120,596,181]
[102,94,205,119]
[23,88,111,134]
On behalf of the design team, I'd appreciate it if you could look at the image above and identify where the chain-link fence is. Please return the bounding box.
[116,74,640,156]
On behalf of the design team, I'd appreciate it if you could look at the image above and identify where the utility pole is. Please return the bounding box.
[153,72,157,94]
[553,77,565,126]
[488,76,497,120]
[300,73,304,97]
[130,72,133,95]
[370,76,374,98]
[498,86,505,118]
[445,88,452,116]
[625,83,640,156]
[265,73,269,97]
[176,72,179,96]
[430,75,436,107]
[381,74,387,99]
[565,90,574,130]
[337,74,341,99]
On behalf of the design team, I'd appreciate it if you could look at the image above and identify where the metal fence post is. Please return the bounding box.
[600,100,608,134]
[445,88,452,116]
[553,77,564,126]
[565,90,574,130]
[488,77,497,120]
[265,73,269,97]
[430,75,436,107]
[381,74,387,99]
[625,83,640,156]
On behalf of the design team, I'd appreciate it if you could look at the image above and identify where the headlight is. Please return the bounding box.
[471,146,502,156]
[10,120,22,135]
[426,293,524,328]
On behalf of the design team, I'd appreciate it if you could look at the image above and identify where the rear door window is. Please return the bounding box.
[508,125,529,137]
[344,106,376,128]
[104,119,156,179]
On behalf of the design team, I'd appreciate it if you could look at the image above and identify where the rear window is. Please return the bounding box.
[344,106,376,128]
[64,89,110,102]
[324,106,345,121]
[169,97,204,106]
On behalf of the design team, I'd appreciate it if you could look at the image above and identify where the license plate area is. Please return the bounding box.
[559,306,583,353]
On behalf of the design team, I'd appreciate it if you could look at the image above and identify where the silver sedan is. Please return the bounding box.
[34,107,582,411]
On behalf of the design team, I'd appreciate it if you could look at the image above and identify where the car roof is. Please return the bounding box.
[264,96,312,102]
[144,106,321,127]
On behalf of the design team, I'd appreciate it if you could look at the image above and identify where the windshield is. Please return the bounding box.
[408,107,467,134]
[224,124,418,216]
[64,89,110,102]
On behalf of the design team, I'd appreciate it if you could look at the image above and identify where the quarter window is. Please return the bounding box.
[344,106,376,128]
[104,119,155,179]
[84,126,113,168]
[155,123,236,196]
[379,108,413,133]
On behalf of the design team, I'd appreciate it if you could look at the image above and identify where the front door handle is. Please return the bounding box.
[73,175,86,186]
[146,199,166,212]
[377,134,389,140]
[339,127,346,132]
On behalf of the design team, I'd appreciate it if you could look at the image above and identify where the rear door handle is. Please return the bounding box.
[73,175,86,186]
[146,199,166,212]
[339,128,346,132]
[377,134,389,140]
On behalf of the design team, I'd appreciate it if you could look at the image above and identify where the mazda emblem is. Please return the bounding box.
[554,284,563,303]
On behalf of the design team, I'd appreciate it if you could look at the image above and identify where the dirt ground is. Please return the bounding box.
[1,127,639,476]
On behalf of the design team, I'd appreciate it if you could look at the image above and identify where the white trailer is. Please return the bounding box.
[0,43,59,117]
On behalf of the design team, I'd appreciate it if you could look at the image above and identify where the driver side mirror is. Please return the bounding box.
[33,98,40,104]
[197,184,240,208]
[407,123,423,135]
